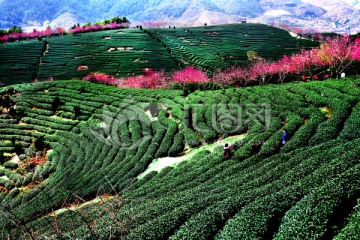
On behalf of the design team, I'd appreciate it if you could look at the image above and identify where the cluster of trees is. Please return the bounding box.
[69,16,130,34]
[83,36,360,89]
[0,17,130,43]
[122,68,167,89]
[82,69,167,88]
[82,67,210,89]
[236,36,360,83]
[69,22,129,34]
[0,26,23,36]
[0,26,66,43]
[95,16,129,25]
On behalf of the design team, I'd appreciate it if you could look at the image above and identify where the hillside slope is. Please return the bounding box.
[0,78,359,239]
[0,23,318,86]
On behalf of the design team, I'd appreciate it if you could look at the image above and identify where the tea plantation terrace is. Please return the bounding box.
[0,78,359,239]
[0,23,318,86]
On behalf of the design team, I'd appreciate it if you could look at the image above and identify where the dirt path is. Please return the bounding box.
[138,134,246,179]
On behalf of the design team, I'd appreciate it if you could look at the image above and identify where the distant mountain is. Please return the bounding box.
[302,0,358,10]
[0,0,359,33]
[320,5,360,33]
[0,0,258,27]
[257,0,360,33]
[209,0,264,16]
[322,5,356,20]
[260,0,326,19]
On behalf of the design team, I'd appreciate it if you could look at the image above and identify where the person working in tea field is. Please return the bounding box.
[224,143,233,159]
[252,141,262,155]
[281,129,288,145]
[302,75,310,82]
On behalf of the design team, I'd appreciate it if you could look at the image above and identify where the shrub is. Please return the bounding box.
[3,161,18,169]
[338,102,360,140]
[168,131,185,156]
[309,99,351,146]
[8,188,20,198]
[184,128,201,148]
[5,181,15,191]
[333,203,360,240]
[155,120,177,158]
[275,166,360,240]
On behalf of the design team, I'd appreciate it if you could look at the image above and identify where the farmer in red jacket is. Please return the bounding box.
[302,75,310,82]
[224,143,233,159]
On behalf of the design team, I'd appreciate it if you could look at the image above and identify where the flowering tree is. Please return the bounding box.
[0,35,9,43]
[44,27,53,36]
[69,22,127,34]
[317,36,359,78]
[213,67,240,85]
[0,17,130,42]
[81,36,360,89]
[311,33,323,40]
[123,75,143,88]
[351,38,360,60]
[0,27,58,42]
[69,26,85,34]
[92,25,100,31]
[171,66,209,87]
[249,60,274,83]
[56,27,66,36]
[123,69,166,89]
[268,61,285,83]
[83,73,119,86]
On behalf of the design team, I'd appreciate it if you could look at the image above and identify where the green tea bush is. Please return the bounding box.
[2,161,18,169]
[0,79,358,239]
[168,131,185,156]
[184,128,201,148]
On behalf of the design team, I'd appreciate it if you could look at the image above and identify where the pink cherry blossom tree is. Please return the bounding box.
[171,66,209,87]
[44,27,53,36]
[317,36,358,78]
[56,27,66,36]
[122,69,166,89]
[351,38,360,60]
[83,72,119,86]
[1,35,9,43]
